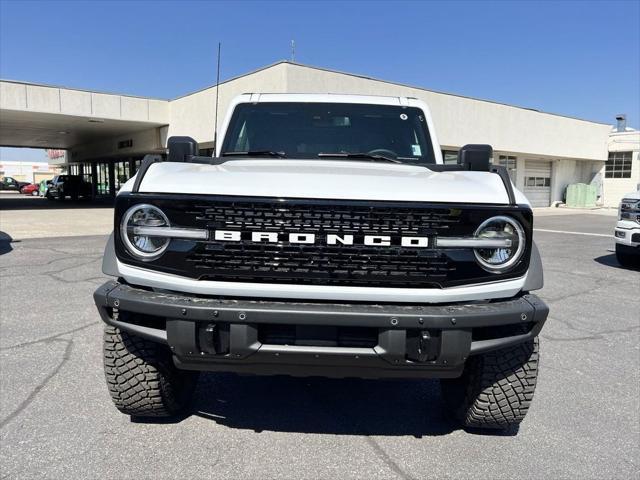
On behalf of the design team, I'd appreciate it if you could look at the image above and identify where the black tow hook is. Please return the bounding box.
[418,330,431,362]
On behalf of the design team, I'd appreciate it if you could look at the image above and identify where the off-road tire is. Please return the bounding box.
[103,325,198,417]
[440,337,539,430]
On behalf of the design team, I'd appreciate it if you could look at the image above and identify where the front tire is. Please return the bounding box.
[103,326,198,417]
[441,337,539,430]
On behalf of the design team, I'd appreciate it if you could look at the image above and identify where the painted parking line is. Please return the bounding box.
[533,228,611,238]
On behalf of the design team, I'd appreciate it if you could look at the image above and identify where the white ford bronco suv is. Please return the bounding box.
[95,94,548,430]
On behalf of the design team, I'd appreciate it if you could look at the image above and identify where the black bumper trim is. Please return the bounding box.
[94,281,548,378]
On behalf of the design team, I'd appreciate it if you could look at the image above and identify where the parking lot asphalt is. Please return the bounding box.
[0,212,638,479]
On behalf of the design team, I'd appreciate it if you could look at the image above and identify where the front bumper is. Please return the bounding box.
[614,221,640,249]
[94,281,548,379]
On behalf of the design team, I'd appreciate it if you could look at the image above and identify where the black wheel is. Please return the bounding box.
[45,191,54,201]
[441,337,539,430]
[103,325,198,417]
[616,244,638,268]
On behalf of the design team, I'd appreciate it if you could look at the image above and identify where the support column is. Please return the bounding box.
[108,161,116,197]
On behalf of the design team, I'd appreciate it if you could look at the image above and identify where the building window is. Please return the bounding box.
[605,151,632,178]
[81,162,92,186]
[525,177,551,187]
[441,150,458,165]
[114,160,129,192]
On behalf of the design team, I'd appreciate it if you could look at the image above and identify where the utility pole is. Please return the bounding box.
[290,40,295,62]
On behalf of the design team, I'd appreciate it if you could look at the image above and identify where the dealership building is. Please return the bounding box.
[1,61,638,206]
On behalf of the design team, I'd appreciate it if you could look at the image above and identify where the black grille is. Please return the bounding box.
[115,194,532,288]
[182,202,461,287]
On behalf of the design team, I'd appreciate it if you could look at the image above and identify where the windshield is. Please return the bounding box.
[221,102,436,164]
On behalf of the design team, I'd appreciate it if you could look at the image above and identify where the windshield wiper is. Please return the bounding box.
[317,152,403,164]
[221,150,286,158]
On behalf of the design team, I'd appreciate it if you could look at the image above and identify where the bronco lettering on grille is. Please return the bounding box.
[213,230,430,247]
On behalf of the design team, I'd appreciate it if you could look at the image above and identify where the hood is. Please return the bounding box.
[124,159,525,205]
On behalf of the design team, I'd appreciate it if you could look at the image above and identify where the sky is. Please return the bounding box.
[0,0,639,162]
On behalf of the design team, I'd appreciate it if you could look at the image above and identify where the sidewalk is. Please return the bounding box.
[533,206,618,217]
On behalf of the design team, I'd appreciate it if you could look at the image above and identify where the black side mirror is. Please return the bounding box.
[458,144,493,171]
[167,136,199,162]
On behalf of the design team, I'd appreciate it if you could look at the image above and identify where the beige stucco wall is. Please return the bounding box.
[601,130,640,207]
[70,126,167,162]
[284,64,610,162]
[168,63,289,144]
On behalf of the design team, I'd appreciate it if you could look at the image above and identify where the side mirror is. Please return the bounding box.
[458,144,493,171]
[167,136,199,162]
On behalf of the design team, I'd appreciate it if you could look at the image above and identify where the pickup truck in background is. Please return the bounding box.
[614,189,640,267]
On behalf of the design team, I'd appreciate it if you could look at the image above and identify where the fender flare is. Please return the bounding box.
[102,232,120,277]
[523,241,544,292]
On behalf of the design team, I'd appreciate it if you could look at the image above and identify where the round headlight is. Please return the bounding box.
[121,204,170,260]
[473,216,525,273]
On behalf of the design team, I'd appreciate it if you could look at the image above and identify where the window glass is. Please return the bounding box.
[114,161,128,191]
[221,102,436,164]
[605,151,632,179]
[525,177,551,187]
[442,150,458,165]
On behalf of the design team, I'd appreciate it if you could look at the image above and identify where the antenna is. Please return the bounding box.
[290,40,295,62]
[213,42,221,156]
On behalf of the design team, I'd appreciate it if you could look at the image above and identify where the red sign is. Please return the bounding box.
[46,149,66,159]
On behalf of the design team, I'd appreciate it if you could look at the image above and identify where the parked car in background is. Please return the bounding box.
[0,176,30,191]
[614,189,640,268]
[20,183,40,196]
[46,175,92,201]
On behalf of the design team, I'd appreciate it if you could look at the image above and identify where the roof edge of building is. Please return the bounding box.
[0,78,170,102]
[170,60,291,100]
